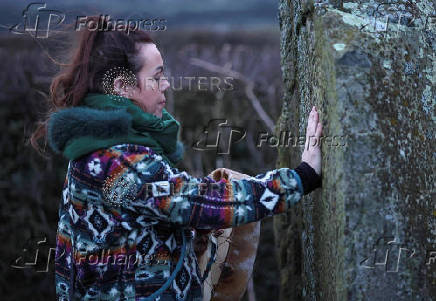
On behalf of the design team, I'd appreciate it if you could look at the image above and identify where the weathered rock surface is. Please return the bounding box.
[274,1,435,300]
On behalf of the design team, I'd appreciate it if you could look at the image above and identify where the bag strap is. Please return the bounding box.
[200,233,218,283]
[143,227,188,301]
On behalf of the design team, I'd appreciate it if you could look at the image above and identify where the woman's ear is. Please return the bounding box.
[113,76,134,98]
[114,76,128,97]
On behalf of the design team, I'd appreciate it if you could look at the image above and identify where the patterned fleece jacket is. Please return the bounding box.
[51,131,321,300]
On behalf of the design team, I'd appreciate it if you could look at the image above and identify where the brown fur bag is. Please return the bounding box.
[193,168,261,301]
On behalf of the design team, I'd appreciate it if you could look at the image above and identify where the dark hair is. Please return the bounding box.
[28,16,155,156]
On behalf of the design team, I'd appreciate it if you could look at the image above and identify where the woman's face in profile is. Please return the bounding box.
[128,43,170,118]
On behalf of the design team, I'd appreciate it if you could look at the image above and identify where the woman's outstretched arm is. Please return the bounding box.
[103,107,322,229]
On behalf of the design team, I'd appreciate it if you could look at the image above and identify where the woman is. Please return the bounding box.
[30,16,322,301]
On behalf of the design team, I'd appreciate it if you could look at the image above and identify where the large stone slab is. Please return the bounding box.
[274,1,435,300]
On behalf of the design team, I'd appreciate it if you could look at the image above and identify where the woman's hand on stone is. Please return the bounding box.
[301,106,322,176]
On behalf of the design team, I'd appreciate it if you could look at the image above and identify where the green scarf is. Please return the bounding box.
[47,93,184,167]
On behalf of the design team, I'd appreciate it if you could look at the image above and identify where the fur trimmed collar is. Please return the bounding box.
[47,93,184,166]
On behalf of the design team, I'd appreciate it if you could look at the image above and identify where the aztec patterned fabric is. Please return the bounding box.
[197,168,261,301]
[54,143,304,300]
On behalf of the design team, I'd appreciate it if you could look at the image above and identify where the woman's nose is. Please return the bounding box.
[160,77,170,92]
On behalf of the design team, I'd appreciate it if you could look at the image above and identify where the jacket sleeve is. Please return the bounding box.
[106,150,307,229]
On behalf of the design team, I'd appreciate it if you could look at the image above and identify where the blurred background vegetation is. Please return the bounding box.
[0,1,289,300]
